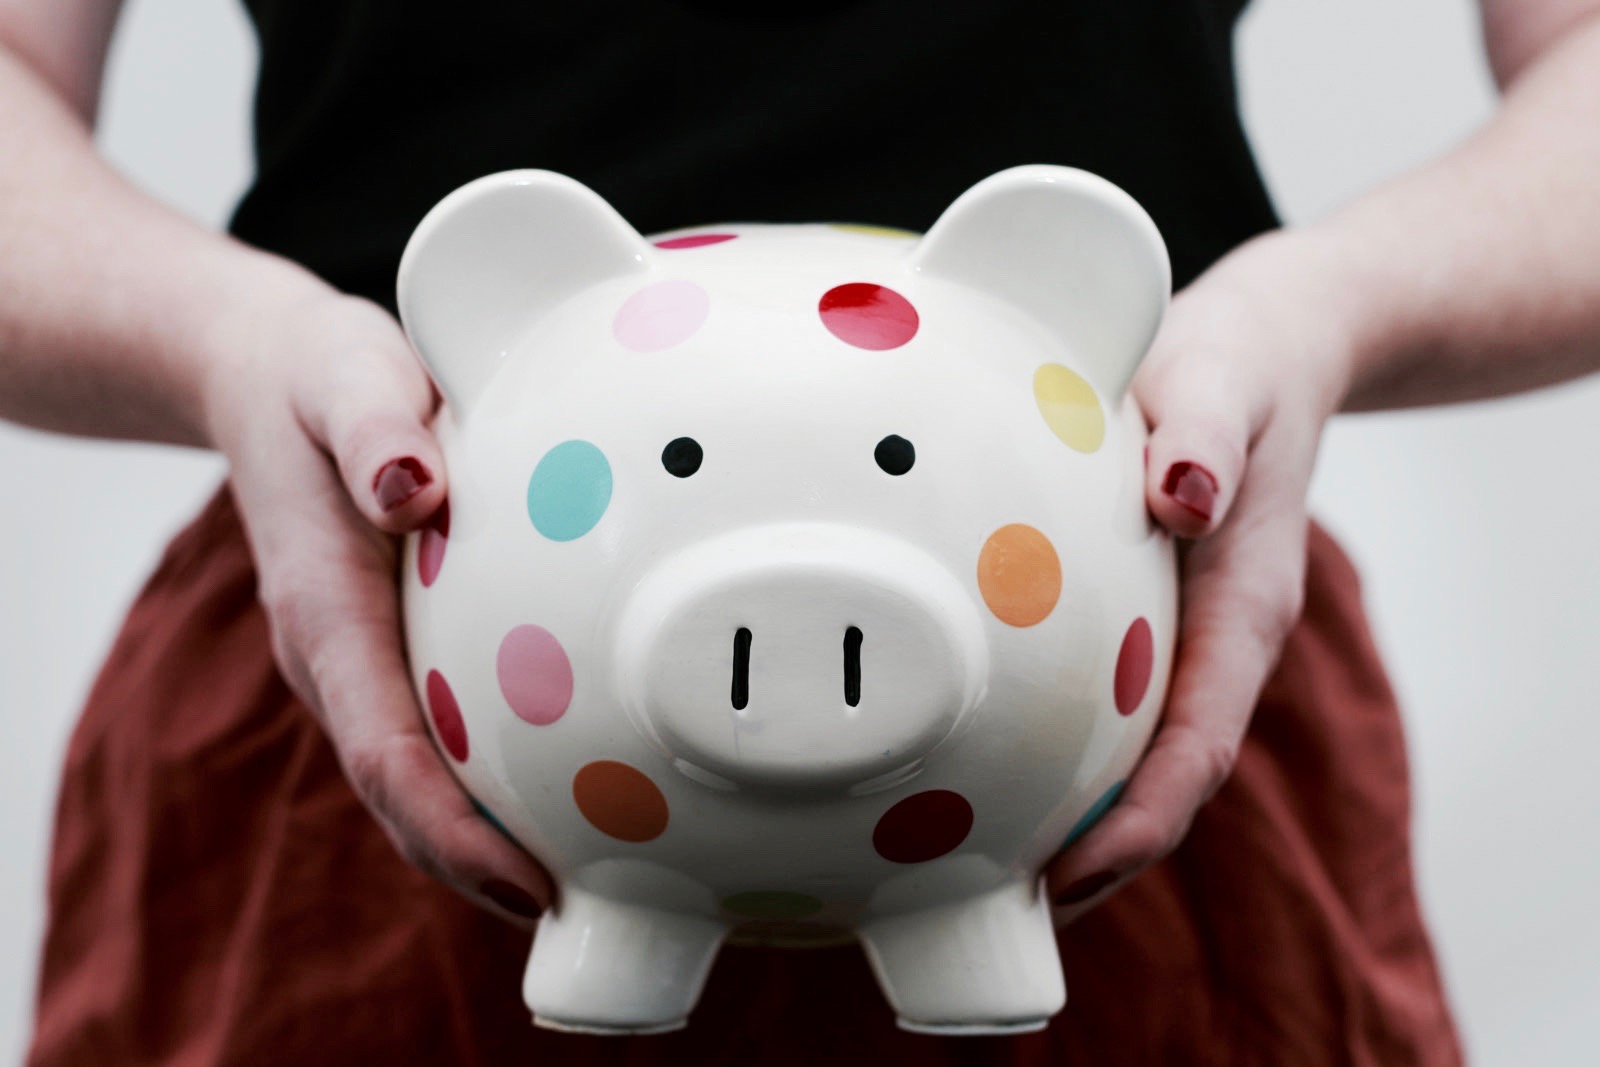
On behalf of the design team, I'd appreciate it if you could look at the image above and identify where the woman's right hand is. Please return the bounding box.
[199,275,554,928]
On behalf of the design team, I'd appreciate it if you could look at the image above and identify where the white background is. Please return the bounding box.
[2,1,1597,1063]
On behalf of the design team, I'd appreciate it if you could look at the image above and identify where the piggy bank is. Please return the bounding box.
[398,165,1176,1036]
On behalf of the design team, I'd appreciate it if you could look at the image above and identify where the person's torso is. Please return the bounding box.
[231,0,1276,306]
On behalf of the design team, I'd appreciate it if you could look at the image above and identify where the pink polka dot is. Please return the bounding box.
[613,279,710,352]
[418,499,449,588]
[654,233,738,250]
[872,790,973,864]
[497,625,574,725]
[425,669,468,762]
[818,282,919,350]
[1115,617,1154,716]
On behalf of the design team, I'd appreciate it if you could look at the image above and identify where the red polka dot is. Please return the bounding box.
[1115,617,1154,716]
[418,499,449,587]
[872,790,973,864]
[654,233,738,249]
[818,282,919,350]
[425,669,468,762]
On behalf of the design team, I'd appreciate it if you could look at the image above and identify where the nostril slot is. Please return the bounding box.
[732,627,753,710]
[844,626,863,707]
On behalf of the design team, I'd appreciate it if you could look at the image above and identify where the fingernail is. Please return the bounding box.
[481,878,543,919]
[1053,869,1118,907]
[374,457,432,512]
[1162,461,1216,522]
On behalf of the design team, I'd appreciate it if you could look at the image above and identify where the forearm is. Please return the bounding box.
[0,41,330,447]
[1290,14,1600,412]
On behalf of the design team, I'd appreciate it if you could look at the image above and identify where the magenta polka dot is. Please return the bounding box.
[1114,617,1154,716]
[425,669,468,762]
[497,625,574,725]
[613,279,710,352]
[654,233,738,250]
[418,499,449,588]
[872,789,973,864]
[818,282,919,350]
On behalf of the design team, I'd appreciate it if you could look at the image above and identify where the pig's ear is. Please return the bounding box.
[911,165,1170,401]
[397,170,652,410]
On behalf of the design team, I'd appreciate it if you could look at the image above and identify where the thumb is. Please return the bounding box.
[295,308,449,535]
[1136,345,1255,540]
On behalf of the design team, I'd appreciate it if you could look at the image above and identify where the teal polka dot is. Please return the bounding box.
[527,440,612,541]
[1061,781,1125,850]
[472,798,516,843]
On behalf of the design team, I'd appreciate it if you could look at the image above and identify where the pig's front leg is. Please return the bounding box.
[857,877,1065,1034]
[522,886,727,1034]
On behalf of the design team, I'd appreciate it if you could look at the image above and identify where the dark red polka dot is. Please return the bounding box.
[872,789,973,863]
[425,669,469,762]
[818,282,919,350]
[418,499,449,587]
[654,233,738,249]
[1114,617,1154,716]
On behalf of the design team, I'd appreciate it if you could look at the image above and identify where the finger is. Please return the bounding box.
[1045,441,1310,914]
[293,304,448,535]
[1137,344,1255,540]
[239,431,552,928]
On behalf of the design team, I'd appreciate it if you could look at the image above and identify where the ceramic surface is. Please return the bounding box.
[398,165,1177,1035]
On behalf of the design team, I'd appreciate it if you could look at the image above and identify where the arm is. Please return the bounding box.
[1326,2,1600,410]
[1048,0,1600,907]
[0,0,551,921]
[0,0,238,444]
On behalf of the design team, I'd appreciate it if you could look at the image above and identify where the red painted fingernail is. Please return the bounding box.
[374,457,432,512]
[481,878,543,919]
[1053,869,1118,907]
[1162,461,1217,522]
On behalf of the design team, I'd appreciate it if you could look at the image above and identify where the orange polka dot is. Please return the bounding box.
[572,761,669,842]
[977,524,1062,627]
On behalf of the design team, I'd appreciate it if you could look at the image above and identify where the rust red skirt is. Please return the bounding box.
[25,487,1463,1066]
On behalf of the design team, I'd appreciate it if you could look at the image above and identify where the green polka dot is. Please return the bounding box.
[527,440,612,541]
[1033,363,1105,453]
[721,891,825,920]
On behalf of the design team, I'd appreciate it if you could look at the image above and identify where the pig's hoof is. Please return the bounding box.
[533,1013,688,1035]
[895,1016,1051,1036]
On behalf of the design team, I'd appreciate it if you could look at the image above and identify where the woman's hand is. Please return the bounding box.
[200,276,555,928]
[1043,230,1358,917]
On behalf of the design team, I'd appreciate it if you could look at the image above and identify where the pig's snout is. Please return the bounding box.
[615,523,989,792]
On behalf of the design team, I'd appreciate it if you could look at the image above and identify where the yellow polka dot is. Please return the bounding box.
[828,222,920,239]
[977,524,1063,627]
[1033,364,1105,453]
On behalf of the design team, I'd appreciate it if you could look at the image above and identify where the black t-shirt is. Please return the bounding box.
[230,0,1277,308]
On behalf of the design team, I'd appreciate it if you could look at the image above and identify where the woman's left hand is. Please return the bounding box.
[1042,228,1361,917]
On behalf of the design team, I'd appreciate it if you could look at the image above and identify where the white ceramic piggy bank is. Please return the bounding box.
[398,164,1176,1036]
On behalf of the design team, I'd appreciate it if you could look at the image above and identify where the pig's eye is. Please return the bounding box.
[875,434,915,476]
[662,436,704,478]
